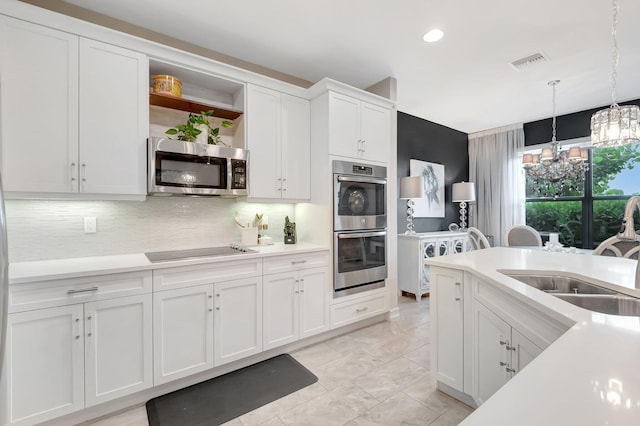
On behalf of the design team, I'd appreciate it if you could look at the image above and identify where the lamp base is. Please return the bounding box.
[458,201,468,230]
[405,199,416,235]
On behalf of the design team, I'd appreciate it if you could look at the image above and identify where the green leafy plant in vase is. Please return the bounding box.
[165,110,233,145]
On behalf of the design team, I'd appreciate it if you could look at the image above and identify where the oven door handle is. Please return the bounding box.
[338,231,387,239]
[337,176,387,185]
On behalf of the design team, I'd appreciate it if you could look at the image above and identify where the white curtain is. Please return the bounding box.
[468,124,525,246]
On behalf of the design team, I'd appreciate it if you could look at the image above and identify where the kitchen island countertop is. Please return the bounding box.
[426,247,640,426]
[9,242,329,284]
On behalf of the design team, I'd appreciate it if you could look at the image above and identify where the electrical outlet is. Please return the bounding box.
[84,217,97,234]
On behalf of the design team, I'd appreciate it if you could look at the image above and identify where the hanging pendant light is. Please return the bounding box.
[523,80,588,198]
[590,0,640,147]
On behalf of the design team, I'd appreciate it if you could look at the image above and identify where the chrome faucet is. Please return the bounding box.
[618,196,640,288]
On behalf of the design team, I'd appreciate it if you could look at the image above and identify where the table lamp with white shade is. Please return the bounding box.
[452,181,476,231]
[400,176,423,235]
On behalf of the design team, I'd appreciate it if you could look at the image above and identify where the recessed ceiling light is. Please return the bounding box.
[423,29,444,43]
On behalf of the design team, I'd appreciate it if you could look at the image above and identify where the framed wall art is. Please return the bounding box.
[409,159,445,218]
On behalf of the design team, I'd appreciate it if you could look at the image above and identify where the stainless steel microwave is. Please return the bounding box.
[148,137,248,197]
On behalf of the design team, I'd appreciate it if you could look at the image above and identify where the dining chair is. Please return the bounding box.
[592,235,640,259]
[467,227,491,250]
[505,225,542,247]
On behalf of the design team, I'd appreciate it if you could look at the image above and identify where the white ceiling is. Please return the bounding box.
[61,0,640,134]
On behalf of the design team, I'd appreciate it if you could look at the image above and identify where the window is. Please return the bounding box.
[525,141,640,248]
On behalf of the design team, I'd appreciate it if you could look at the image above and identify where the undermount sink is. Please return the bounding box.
[502,272,640,317]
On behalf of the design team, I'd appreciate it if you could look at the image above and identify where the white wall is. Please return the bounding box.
[6,198,295,262]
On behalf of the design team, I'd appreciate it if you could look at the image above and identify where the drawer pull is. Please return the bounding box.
[291,260,307,265]
[356,307,369,313]
[506,345,516,351]
[506,367,516,373]
[67,287,99,295]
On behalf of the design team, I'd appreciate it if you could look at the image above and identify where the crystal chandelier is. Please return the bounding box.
[523,80,589,197]
[590,0,640,147]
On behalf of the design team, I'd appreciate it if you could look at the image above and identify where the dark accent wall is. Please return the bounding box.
[397,112,469,232]
[524,99,640,145]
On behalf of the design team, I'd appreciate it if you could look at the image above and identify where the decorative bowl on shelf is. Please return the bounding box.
[153,74,182,97]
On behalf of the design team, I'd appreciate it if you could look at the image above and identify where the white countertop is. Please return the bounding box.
[426,247,640,425]
[9,242,329,284]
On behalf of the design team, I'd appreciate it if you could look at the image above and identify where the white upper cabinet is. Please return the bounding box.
[328,92,391,163]
[79,38,147,195]
[0,17,147,199]
[246,84,310,200]
[0,17,79,194]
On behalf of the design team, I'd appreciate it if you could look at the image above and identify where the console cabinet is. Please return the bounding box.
[0,16,147,199]
[398,232,469,301]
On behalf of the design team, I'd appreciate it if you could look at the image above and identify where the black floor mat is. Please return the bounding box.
[146,354,317,426]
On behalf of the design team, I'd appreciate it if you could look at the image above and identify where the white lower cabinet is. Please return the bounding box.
[430,267,465,392]
[473,301,542,404]
[214,277,263,366]
[263,267,328,350]
[431,267,569,407]
[85,295,153,407]
[1,305,84,426]
[153,285,214,385]
[1,294,152,426]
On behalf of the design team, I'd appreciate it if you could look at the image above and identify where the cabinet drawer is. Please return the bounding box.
[9,270,152,313]
[153,258,262,291]
[330,293,387,329]
[263,251,329,275]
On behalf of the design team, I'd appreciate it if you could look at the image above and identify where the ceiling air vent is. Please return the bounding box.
[509,52,548,71]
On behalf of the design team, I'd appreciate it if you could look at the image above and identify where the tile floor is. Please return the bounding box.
[88,296,473,426]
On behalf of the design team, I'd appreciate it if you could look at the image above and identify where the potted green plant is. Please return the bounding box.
[165,110,233,145]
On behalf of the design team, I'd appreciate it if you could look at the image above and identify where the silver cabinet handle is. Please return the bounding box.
[506,367,516,373]
[291,260,307,265]
[209,308,213,312]
[361,140,366,152]
[506,345,516,351]
[216,307,220,311]
[356,307,369,313]
[499,361,508,366]
[81,163,87,182]
[67,287,98,295]
[70,162,77,182]
[499,340,508,345]
[455,282,461,301]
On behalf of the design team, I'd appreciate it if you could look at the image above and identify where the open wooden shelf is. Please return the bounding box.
[149,91,242,120]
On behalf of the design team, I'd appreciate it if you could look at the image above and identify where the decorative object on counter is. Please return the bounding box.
[284,216,296,244]
[590,0,640,148]
[241,227,259,246]
[258,215,273,245]
[153,74,182,97]
[409,159,445,218]
[452,181,476,231]
[523,80,588,198]
[399,176,423,235]
[165,110,233,145]
[448,223,460,232]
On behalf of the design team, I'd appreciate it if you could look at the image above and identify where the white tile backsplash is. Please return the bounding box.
[6,198,295,262]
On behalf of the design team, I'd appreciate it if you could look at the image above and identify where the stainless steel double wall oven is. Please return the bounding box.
[333,160,387,297]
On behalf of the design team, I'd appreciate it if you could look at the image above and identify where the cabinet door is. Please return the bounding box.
[281,94,310,199]
[214,277,263,366]
[153,285,214,385]
[247,84,281,198]
[510,328,543,376]
[299,267,329,338]
[84,294,152,407]
[1,305,84,426]
[473,302,511,405]
[263,272,298,350]
[328,92,360,159]
[79,38,147,195]
[359,101,390,163]
[431,267,464,391]
[0,17,79,193]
